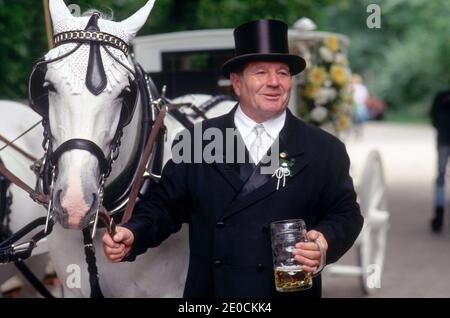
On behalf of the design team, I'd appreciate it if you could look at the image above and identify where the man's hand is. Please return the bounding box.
[102,226,134,262]
[292,230,328,273]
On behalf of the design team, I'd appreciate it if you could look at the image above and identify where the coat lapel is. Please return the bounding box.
[221,109,309,220]
[210,104,245,192]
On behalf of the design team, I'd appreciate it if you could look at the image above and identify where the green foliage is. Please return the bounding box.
[0,0,148,100]
[0,0,448,124]
[0,0,47,99]
[141,0,344,33]
[0,0,343,100]
[373,0,450,112]
[319,0,450,120]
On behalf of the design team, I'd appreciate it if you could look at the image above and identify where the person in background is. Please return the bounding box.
[352,74,370,123]
[430,83,450,233]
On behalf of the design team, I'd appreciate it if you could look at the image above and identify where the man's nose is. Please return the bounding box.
[266,72,280,86]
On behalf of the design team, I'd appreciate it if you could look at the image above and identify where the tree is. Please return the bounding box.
[319,0,450,119]
[0,0,47,99]
[0,0,147,100]
[2,0,447,123]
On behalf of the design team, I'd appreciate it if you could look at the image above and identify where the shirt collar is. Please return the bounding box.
[234,104,286,140]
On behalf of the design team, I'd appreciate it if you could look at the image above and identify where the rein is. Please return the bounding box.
[0,77,169,299]
[70,101,168,298]
[0,121,41,162]
[0,163,48,207]
[120,103,167,224]
[0,12,174,297]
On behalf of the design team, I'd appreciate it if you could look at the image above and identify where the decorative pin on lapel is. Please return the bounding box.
[272,153,295,190]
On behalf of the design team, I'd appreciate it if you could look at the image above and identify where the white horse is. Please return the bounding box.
[26,0,237,298]
[0,96,234,299]
[0,100,50,297]
[35,0,189,298]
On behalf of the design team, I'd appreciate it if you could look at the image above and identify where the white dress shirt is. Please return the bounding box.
[234,105,286,164]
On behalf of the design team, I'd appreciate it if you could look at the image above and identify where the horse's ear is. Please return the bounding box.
[49,0,72,27]
[120,0,155,41]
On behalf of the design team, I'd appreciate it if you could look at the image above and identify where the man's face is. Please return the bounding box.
[230,61,292,122]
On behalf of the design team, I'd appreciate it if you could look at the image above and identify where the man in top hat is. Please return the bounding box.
[103,19,363,298]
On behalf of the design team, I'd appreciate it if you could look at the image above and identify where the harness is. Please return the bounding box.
[0,13,232,298]
[0,157,12,242]
[0,12,167,298]
[0,156,55,298]
[169,95,237,129]
[29,14,140,229]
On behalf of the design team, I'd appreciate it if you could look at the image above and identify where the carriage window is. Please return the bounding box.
[151,49,235,98]
[162,50,234,73]
[163,52,209,71]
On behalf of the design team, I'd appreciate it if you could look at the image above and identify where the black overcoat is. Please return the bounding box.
[124,106,363,298]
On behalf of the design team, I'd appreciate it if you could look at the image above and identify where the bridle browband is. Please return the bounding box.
[53,30,129,56]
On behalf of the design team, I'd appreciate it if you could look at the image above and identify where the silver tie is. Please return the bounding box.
[250,124,266,164]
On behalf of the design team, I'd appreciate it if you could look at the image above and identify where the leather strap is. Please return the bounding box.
[120,105,168,225]
[51,139,108,175]
[85,14,107,96]
[0,163,48,206]
[14,260,54,298]
[53,30,129,56]
[0,133,39,162]
[82,227,104,298]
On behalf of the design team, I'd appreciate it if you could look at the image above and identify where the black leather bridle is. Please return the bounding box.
[28,13,157,236]
[24,12,166,298]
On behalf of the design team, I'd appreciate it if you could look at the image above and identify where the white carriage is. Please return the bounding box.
[132,20,390,295]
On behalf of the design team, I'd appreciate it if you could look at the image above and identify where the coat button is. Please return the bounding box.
[261,225,269,234]
[256,264,265,272]
[216,221,225,229]
[214,260,222,268]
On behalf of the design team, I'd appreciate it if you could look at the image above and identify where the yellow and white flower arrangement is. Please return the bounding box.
[298,35,353,133]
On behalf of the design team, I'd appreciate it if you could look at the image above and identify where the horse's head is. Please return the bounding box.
[29,0,155,229]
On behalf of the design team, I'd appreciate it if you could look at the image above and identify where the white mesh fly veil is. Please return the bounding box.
[45,0,155,94]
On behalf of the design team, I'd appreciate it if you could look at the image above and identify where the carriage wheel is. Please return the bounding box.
[355,150,389,294]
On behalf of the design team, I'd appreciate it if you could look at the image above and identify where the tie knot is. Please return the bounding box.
[253,124,265,137]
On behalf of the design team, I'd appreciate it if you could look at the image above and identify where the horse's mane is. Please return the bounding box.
[82,9,113,21]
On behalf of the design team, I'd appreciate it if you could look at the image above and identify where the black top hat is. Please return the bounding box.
[222,19,306,77]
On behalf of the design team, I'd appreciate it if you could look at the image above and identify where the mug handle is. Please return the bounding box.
[312,238,326,277]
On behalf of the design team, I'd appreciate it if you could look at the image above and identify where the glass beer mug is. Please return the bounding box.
[270,219,325,292]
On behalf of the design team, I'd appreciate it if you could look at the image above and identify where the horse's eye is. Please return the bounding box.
[43,81,57,93]
[123,86,131,93]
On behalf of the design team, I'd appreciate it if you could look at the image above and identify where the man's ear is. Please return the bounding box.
[230,72,241,97]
